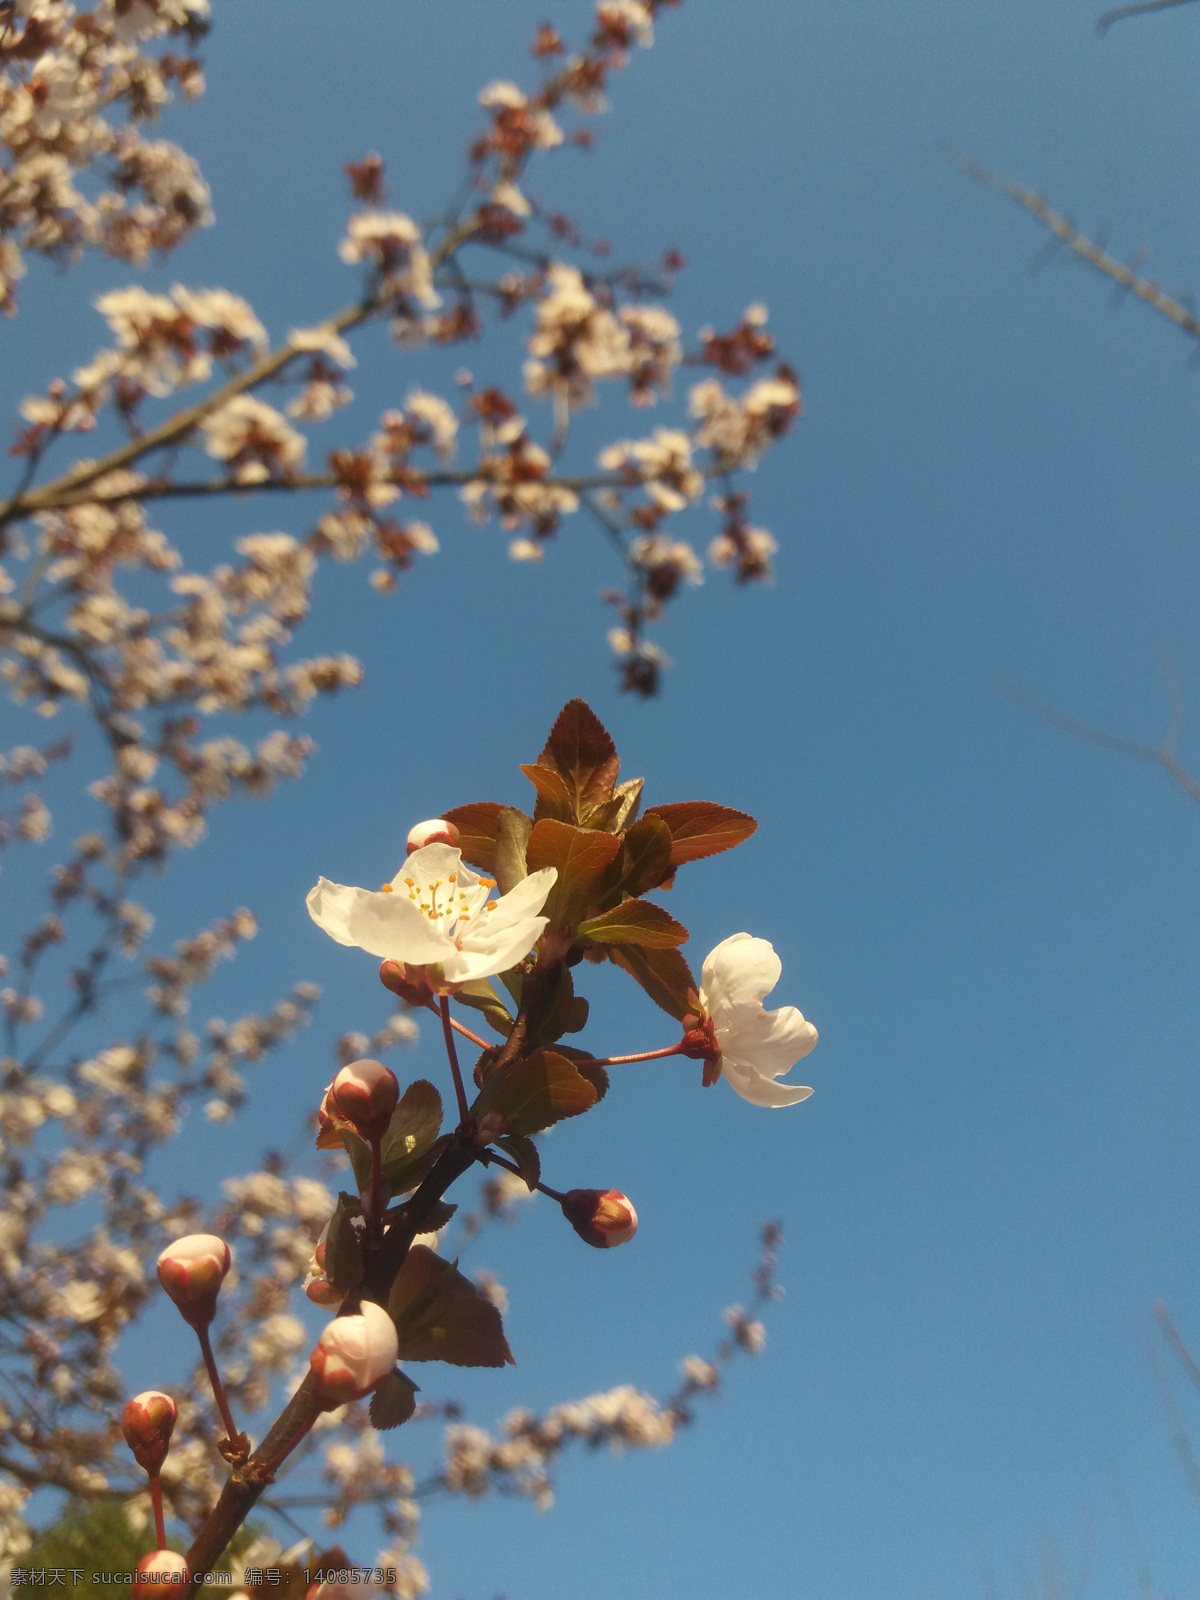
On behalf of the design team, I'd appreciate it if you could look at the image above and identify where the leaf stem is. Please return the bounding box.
[439,995,471,1124]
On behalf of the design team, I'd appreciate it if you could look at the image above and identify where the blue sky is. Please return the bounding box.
[7,1,1200,1596]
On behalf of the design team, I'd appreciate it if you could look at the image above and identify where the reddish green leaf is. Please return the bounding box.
[382,1132,450,1198]
[475,1047,598,1135]
[453,979,514,1037]
[369,1368,418,1430]
[325,1196,364,1291]
[519,762,574,823]
[608,943,697,1021]
[496,1133,540,1192]
[578,898,689,948]
[595,814,673,903]
[525,818,622,929]
[442,802,506,871]
[380,1080,443,1170]
[574,1058,609,1103]
[493,806,533,893]
[643,802,758,867]
[387,1245,515,1367]
[537,699,621,816]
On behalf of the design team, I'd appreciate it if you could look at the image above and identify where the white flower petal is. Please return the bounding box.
[700,933,782,1016]
[722,1059,814,1109]
[717,1002,818,1080]
[307,877,452,964]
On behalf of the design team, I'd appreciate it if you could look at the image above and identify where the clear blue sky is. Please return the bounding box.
[7,2,1200,1596]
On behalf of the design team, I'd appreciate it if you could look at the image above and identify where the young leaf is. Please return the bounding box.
[496,1133,541,1192]
[643,802,757,866]
[535,698,622,818]
[325,1197,365,1292]
[475,1048,598,1135]
[587,774,645,834]
[525,818,622,929]
[595,815,673,904]
[527,963,586,1047]
[380,1080,443,1169]
[574,1058,609,1103]
[369,1368,419,1431]
[577,898,689,949]
[340,1127,372,1191]
[442,801,505,871]
[607,943,697,1021]
[494,806,533,893]
[453,978,515,1037]
[519,762,575,823]
[382,1132,451,1197]
[387,1245,515,1367]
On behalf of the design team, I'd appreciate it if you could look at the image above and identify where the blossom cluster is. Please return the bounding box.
[1,0,213,317]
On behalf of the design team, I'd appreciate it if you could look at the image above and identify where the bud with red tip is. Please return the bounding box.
[560,1189,639,1248]
[122,1390,177,1473]
[304,1233,346,1309]
[309,1301,399,1407]
[406,817,460,852]
[329,1058,399,1142]
[379,959,432,1007]
[133,1550,189,1587]
[156,1234,231,1330]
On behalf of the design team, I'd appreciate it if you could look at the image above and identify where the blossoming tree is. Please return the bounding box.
[0,1,815,1592]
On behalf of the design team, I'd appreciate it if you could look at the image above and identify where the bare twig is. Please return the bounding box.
[1155,1300,1200,1396]
[952,152,1200,345]
[1000,654,1200,808]
[1097,0,1199,35]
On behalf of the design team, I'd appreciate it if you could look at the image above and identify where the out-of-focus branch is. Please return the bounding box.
[1156,1301,1200,1396]
[1000,653,1200,808]
[952,153,1200,344]
[1097,0,1199,35]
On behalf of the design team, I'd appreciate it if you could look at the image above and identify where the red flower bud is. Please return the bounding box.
[561,1189,639,1249]
[155,1233,231,1330]
[379,959,433,1006]
[329,1058,399,1141]
[309,1302,399,1407]
[133,1550,189,1587]
[406,817,460,852]
[121,1390,177,1474]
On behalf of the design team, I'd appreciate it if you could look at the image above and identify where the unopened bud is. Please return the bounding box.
[132,1550,189,1587]
[121,1390,177,1474]
[406,817,460,852]
[156,1233,231,1329]
[379,959,433,1007]
[329,1058,399,1141]
[309,1301,399,1406]
[560,1189,639,1249]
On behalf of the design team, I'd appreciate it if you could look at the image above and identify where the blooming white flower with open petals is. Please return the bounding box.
[307,842,556,989]
[698,933,817,1107]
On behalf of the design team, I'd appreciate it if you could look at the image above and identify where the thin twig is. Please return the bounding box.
[1000,661,1200,808]
[1155,1300,1200,1396]
[1143,1321,1200,1506]
[1097,0,1199,35]
[952,151,1200,344]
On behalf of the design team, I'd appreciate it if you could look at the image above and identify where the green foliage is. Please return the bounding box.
[27,1502,162,1597]
[388,1246,514,1367]
[577,897,689,948]
[368,1369,419,1431]
[475,1048,598,1135]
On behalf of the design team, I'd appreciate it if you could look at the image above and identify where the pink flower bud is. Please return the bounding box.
[560,1189,639,1249]
[132,1550,189,1587]
[156,1233,231,1329]
[379,959,433,1006]
[121,1390,177,1473]
[406,817,460,852]
[329,1058,399,1141]
[309,1301,399,1406]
